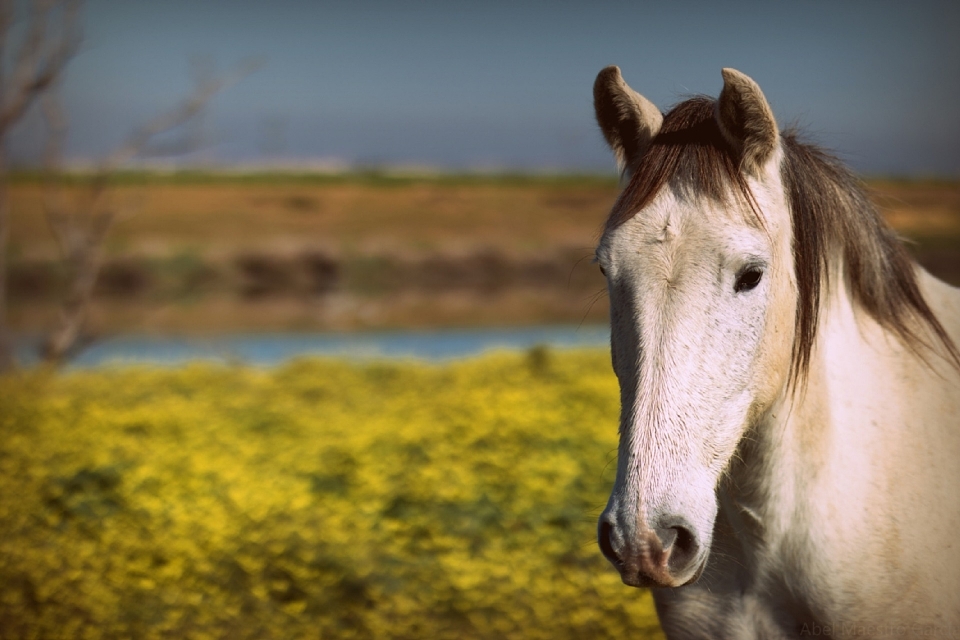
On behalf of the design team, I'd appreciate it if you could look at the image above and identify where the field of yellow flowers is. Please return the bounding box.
[0,349,663,639]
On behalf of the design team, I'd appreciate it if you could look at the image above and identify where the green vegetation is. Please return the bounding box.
[7,169,621,188]
[0,350,663,639]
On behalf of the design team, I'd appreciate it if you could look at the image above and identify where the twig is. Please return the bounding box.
[40,59,261,363]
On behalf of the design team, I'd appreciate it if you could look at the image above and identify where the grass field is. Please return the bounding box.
[0,350,664,639]
[7,173,619,257]
[6,174,959,334]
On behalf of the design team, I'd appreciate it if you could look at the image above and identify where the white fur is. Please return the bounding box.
[596,128,960,638]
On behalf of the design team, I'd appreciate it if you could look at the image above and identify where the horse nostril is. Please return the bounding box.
[655,526,678,549]
[655,521,699,574]
[598,520,621,565]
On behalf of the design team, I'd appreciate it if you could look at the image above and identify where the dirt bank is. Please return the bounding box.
[6,175,958,334]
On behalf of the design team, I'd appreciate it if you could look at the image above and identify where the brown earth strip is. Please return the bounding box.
[5,176,958,334]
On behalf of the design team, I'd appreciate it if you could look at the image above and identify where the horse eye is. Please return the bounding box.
[734,266,763,293]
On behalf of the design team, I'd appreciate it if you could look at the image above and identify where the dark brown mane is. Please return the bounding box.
[606,97,749,232]
[607,96,960,387]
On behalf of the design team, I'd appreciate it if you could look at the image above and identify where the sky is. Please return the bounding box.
[6,0,960,176]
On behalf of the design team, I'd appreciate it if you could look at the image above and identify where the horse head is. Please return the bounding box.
[593,67,797,588]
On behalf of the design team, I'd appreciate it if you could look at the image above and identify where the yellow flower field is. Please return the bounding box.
[0,350,663,639]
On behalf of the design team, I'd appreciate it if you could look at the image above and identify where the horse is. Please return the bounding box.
[591,66,960,639]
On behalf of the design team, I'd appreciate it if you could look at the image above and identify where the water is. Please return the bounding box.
[16,325,610,368]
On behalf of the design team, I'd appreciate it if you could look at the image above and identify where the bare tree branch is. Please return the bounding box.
[0,0,80,131]
[40,58,260,363]
[0,0,258,369]
[40,75,74,256]
[9,1,52,97]
[101,59,262,172]
[0,0,81,371]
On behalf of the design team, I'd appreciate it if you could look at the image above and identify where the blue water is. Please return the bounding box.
[16,325,610,368]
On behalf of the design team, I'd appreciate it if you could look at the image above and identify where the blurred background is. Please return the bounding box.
[3,0,958,363]
[0,1,958,637]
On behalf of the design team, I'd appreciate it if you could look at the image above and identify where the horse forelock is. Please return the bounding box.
[606,97,752,233]
[605,96,960,391]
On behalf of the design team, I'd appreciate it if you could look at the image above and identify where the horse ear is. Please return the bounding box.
[594,66,662,180]
[715,68,779,175]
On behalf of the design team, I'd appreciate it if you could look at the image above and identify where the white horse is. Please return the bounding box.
[592,66,960,639]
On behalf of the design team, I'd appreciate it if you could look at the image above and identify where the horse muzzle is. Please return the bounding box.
[598,515,704,588]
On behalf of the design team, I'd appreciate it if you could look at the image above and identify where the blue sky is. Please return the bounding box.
[8,0,960,175]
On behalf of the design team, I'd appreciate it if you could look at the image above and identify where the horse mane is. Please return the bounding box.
[606,96,960,387]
